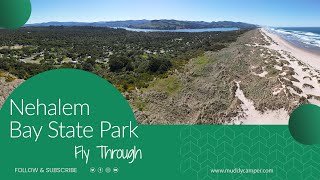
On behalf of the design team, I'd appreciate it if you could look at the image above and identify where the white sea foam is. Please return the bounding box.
[271,28,320,48]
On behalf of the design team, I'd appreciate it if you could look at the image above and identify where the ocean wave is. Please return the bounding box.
[272,28,320,48]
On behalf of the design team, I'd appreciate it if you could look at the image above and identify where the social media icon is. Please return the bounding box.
[98,167,103,173]
[105,167,111,173]
[90,167,96,173]
[113,167,119,173]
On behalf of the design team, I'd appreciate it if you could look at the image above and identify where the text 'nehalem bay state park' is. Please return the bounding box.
[8,98,142,164]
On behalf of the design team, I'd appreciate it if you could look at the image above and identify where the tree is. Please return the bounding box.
[82,62,94,72]
[109,56,129,72]
[148,57,172,73]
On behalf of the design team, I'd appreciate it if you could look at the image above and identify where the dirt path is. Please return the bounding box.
[232,81,288,125]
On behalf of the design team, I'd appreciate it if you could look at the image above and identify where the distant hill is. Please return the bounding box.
[26,20,257,30]
[26,21,88,26]
[26,20,150,28]
[128,20,257,30]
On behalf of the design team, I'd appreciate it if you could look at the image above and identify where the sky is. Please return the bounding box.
[28,0,320,27]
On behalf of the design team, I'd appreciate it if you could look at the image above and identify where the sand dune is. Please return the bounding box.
[230,28,320,125]
[261,29,320,105]
[261,29,320,69]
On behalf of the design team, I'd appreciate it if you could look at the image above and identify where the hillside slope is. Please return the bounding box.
[129,20,257,30]
[27,20,257,30]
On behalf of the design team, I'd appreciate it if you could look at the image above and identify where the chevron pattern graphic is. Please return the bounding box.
[179,126,320,180]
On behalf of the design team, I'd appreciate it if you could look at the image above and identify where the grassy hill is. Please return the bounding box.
[128,20,257,30]
[27,20,257,30]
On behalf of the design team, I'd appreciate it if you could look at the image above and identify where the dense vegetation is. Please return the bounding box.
[0,26,246,91]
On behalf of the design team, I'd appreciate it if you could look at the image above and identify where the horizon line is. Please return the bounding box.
[25,20,320,28]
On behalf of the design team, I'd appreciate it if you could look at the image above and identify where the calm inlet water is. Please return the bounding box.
[116,27,239,33]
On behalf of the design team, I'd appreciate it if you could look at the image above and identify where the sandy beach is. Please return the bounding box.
[261,28,320,70]
[235,28,320,125]
[261,28,320,105]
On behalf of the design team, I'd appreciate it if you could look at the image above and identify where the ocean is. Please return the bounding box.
[270,27,320,51]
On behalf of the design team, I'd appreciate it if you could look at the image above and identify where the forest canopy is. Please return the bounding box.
[0,26,246,91]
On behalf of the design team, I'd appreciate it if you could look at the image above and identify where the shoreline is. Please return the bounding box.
[261,27,320,107]
[233,28,320,125]
[261,28,320,70]
[286,39,320,56]
[267,28,320,56]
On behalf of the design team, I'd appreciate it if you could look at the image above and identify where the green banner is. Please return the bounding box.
[0,69,319,180]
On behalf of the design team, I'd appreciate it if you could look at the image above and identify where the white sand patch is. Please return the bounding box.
[288,59,320,97]
[248,43,260,47]
[252,71,268,77]
[309,98,320,106]
[261,28,320,104]
[286,86,300,96]
[279,71,287,76]
[232,82,289,125]
[274,65,282,70]
[272,88,283,96]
